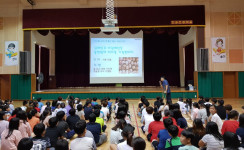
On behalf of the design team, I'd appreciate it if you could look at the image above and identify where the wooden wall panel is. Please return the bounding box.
[0,75,11,100]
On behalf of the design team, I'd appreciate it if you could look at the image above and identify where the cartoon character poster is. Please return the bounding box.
[211,37,226,63]
[5,41,19,66]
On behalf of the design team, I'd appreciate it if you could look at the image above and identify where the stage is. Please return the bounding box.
[31,86,198,100]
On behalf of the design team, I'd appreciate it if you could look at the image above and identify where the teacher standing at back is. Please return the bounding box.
[159,76,172,104]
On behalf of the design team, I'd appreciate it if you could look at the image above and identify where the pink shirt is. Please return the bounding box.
[19,120,32,138]
[0,120,9,135]
[1,129,22,150]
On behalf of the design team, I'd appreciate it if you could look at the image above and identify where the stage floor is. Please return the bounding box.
[40,86,196,93]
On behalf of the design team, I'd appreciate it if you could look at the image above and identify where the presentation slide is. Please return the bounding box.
[90,32,144,83]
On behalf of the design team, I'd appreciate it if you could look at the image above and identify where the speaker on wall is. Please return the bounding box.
[197,48,209,71]
[20,51,31,74]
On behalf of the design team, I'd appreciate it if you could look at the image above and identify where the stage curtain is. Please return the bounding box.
[211,72,223,98]
[184,42,194,87]
[55,30,181,87]
[239,72,244,98]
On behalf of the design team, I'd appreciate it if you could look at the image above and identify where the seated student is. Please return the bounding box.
[132,137,146,150]
[51,100,58,111]
[177,97,187,114]
[157,118,173,150]
[216,100,226,120]
[236,114,244,148]
[8,107,22,121]
[110,124,135,150]
[197,103,208,125]
[158,100,169,117]
[179,130,198,150]
[204,98,212,105]
[116,110,131,124]
[21,100,28,111]
[101,101,110,122]
[86,113,107,146]
[137,96,146,117]
[165,125,183,150]
[92,97,98,107]
[66,108,80,130]
[55,139,69,150]
[65,100,74,117]
[224,104,232,120]
[17,138,33,150]
[141,100,150,123]
[45,117,64,148]
[173,109,188,129]
[76,104,85,120]
[209,105,223,133]
[37,98,44,109]
[148,112,165,150]
[33,101,40,113]
[40,108,52,128]
[1,118,22,150]
[154,97,162,113]
[27,109,40,131]
[221,110,239,135]
[40,102,51,115]
[187,118,206,148]
[223,132,241,150]
[142,106,154,134]
[199,122,224,150]
[70,120,96,150]
[110,119,127,144]
[84,101,93,120]
[94,109,107,132]
[16,110,32,138]
[191,102,199,121]
[198,96,205,105]
[56,111,71,138]
[9,100,15,113]
[0,111,9,136]
[163,110,177,125]
[32,123,51,149]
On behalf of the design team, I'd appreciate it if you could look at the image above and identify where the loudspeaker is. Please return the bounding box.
[20,51,31,74]
[197,48,209,71]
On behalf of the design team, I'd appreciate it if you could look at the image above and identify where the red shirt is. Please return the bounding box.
[221,120,239,135]
[148,121,165,142]
[163,116,177,126]
[8,115,16,121]
[35,107,40,113]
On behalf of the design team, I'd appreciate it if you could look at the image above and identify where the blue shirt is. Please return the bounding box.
[162,80,170,93]
[108,102,112,108]
[157,129,171,150]
[236,127,244,147]
[84,107,93,120]
[86,122,101,143]
[38,102,44,109]
[177,118,188,129]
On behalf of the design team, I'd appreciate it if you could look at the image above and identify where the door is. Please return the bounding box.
[223,72,238,98]
[184,42,194,87]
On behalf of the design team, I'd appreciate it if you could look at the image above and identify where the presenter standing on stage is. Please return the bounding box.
[159,76,172,103]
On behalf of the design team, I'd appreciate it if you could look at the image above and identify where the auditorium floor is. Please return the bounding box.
[13,98,244,150]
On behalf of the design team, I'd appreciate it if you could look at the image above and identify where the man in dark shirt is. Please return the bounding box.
[84,102,93,120]
[66,108,80,130]
[45,117,64,147]
[160,76,171,104]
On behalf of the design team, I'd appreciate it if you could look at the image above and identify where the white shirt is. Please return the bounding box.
[141,108,147,122]
[143,114,154,132]
[52,108,68,117]
[197,108,207,123]
[211,113,223,133]
[201,134,224,150]
[40,105,47,114]
[117,141,133,150]
[101,107,110,120]
[70,137,94,150]
[178,101,187,114]
[159,105,169,117]
[110,128,123,144]
[191,108,199,120]
[20,106,27,111]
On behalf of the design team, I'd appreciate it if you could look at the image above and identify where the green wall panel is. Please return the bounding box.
[239,72,244,98]
[32,92,197,100]
[11,75,31,100]
[198,72,223,98]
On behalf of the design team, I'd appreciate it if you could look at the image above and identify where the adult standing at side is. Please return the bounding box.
[160,76,172,104]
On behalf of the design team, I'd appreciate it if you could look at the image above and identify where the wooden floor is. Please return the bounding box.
[13,98,244,150]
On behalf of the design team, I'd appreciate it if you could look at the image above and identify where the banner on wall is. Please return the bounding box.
[5,41,19,66]
[211,37,226,63]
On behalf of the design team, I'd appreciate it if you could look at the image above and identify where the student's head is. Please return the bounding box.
[40,109,51,122]
[56,111,66,121]
[178,97,183,102]
[58,96,62,101]
[143,100,150,108]
[55,139,69,150]
[180,130,194,145]
[93,97,97,101]
[93,109,100,117]
[239,114,244,128]
[89,113,96,123]
[37,98,42,102]
[23,100,28,106]
[33,101,39,108]
[74,120,86,135]
[224,104,232,113]
[193,102,199,109]
[218,99,224,106]
[27,109,38,120]
[160,76,165,81]
[146,106,153,114]
[164,110,170,117]
[16,110,27,122]
[167,125,179,138]
[69,108,76,116]
[211,98,217,104]
[173,103,180,110]
[0,111,6,120]
[94,104,102,110]
[223,132,240,149]
[77,104,83,111]
[210,105,217,115]
[205,97,210,102]
[163,118,173,129]
[52,100,58,107]
[33,123,45,137]
[122,124,135,147]
[132,137,146,150]
[193,118,204,130]
[6,118,19,139]
[153,112,161,121]
[112,119,127,131]
[3,105,10,111]
[103,101,108,107]
[12,107,22,116]
[49,117,58,128]
[46,102,51,107]
[228,110,239,120]
[173,109,183,120]
[60,103,65,108]
[17,138,33,150]
[117,110,127,119]
[206,122,223,141]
